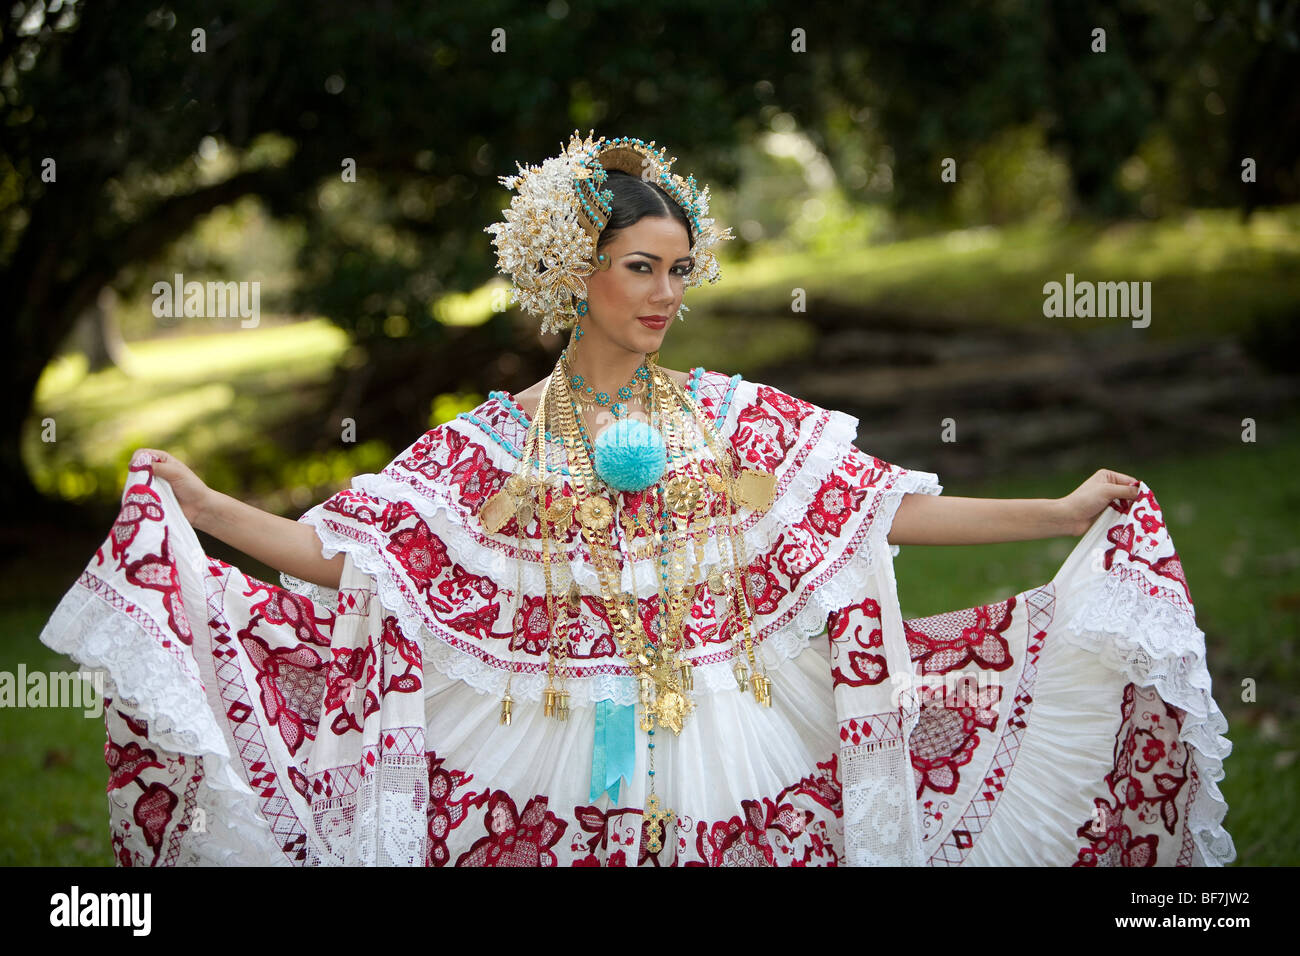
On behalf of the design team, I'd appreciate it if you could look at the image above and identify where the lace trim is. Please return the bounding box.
[1060,569,1236,866]
[40,571,279,867]
[278,570,339,612]
[841,735,918,865]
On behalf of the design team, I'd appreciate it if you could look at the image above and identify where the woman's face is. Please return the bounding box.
[580,216,693,355]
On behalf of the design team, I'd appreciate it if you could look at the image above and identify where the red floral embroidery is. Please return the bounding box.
[910,681,1003,797]
[133,781,180,864]
[456,792,568,866]
[246,582,335,648]
[385,521,451,594]
[124,526,192,645]
[510,595,554,656]
[446,438,498,511]
[107,483,164,569]
[569,804,642,866]
[688,797,816,867]
[772,521,826,592]
[742,558,788,617]
[105,739,164,791]
[827,596,886,688]
[426,752,487,867]
[806,472,867,538]
[731,385,802,470]
[1073,683,1191,866]
[236,626,326,756]
[381,614,423,694]
[323,639,378,736]
[905,598,1017,674]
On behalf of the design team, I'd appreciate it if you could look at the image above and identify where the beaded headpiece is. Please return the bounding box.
[484,129,735,335]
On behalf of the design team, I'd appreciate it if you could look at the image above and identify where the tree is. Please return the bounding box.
[4,0,1293,514]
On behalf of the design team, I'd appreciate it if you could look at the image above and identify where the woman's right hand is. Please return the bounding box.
[133,448,214,529]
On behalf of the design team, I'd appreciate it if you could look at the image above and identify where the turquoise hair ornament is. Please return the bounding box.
[594,419,667,492]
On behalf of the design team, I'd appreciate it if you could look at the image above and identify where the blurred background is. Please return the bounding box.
[2,0,1297,864]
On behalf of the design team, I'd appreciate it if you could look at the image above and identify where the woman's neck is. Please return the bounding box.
[563,337,650,398]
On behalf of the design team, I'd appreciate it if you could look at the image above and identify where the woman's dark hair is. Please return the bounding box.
[595,168,694,257]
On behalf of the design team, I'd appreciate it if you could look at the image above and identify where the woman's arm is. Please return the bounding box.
[886,468,1143,546]
[197,489,345,590]
[138,448,345,590]
[887,494,1069,545]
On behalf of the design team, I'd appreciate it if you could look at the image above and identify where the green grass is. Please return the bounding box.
[0,605,116,866]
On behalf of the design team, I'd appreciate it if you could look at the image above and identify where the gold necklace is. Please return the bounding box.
[480,354,779,852]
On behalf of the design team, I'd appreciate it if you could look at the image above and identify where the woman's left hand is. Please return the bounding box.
[1057,468,1143,537]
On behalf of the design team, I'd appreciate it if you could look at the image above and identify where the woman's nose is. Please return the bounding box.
[651,273,674,303]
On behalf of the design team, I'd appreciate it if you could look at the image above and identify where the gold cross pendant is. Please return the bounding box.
[643,793,674,854]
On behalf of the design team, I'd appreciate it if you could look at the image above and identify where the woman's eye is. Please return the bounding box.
[630,262,692,276]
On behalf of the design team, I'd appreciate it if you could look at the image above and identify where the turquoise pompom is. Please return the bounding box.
[594,419,666,492]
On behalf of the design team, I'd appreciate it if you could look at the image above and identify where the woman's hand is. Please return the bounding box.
[132,448,214,529]
[1056,468,1142,537]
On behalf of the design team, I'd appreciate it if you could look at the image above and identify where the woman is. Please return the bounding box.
[40,131,1234,866]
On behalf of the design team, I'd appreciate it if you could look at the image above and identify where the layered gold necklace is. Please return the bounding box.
[478,351,777,849]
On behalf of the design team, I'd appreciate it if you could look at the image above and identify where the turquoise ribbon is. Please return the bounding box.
[589,699,636,804]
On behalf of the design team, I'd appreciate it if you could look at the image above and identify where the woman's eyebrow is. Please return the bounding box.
[623,252,694,262]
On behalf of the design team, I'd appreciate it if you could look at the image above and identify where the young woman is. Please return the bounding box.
[42,131,1234,866]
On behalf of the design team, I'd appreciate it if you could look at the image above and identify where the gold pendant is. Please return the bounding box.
[679,660,693,691]
[655,690,687,735]
[578,496,612,531]
[705,471,727,494]
[615,595,639,636]
[735,468,777,512]
[479,489,515,534]
[546,495,575,533]
[566,580,582,613]
[644,793,673,854]
[733,659,750,693]
[544,687,556,718]
[499,690,513,725]
[619,507,636,542]
[515,498,535,528]
[707,568,728,595]
[665,474,702,513]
